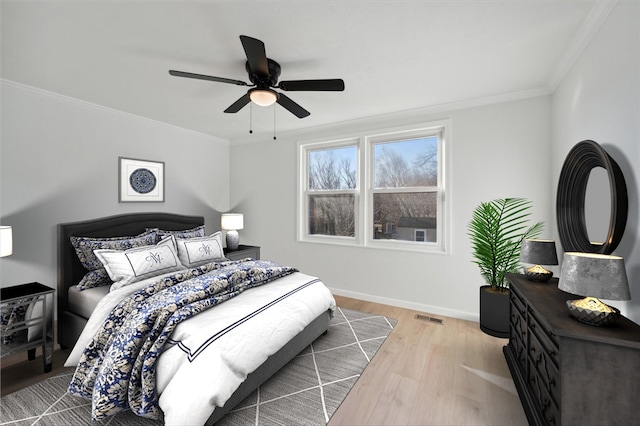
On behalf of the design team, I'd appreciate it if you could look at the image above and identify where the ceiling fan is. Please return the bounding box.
[169,35,345,118]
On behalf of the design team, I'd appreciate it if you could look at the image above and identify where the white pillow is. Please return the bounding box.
[94,236,184,291]
[175,231,225,268]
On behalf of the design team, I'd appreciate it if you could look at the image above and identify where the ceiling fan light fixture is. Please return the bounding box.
[249,88,278,107]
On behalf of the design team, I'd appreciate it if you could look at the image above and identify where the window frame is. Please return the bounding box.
[298,120,450,254]
[298,138,361,246]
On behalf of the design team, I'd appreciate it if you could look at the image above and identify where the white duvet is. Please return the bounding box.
[66,271,336,425]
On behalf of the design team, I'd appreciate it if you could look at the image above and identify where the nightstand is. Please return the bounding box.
[224,245,260,261]
[1,282,54,372]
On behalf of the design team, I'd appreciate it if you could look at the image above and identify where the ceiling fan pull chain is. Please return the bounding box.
[273,106,277,140]
[249,103,253,134]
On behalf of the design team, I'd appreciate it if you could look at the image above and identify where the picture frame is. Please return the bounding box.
[118,157,165,202]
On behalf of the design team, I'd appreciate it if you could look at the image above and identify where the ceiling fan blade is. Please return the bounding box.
[276,93,310,118]
[169,70,249,86]
[224,94,251,113]
[278,79,345,91]
[240,35,269,76]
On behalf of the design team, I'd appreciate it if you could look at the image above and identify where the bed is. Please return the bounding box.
[57,212,335,425]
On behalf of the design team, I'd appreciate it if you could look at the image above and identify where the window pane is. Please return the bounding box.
[309,194,355,237]
[308,146,357,190]
[373,192,437,242]
[374,137,438,188]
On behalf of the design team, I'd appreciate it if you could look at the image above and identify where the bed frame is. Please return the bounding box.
[57,212,331,424]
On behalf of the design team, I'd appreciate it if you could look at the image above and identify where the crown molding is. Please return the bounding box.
[546,0,618,92]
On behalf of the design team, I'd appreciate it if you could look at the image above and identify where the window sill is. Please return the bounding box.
[298,237,448,255]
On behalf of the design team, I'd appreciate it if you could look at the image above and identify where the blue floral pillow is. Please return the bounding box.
[147,225,206,241]
[71,229,158,290]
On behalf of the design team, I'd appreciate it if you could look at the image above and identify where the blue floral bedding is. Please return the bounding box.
[67,259,297,421]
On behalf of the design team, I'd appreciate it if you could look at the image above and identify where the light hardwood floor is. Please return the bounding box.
[330,295,527,426]
[1,296,527,425]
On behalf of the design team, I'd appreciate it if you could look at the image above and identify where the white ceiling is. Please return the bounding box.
[1,1,613,142]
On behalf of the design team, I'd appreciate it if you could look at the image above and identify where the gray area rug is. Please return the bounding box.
[0,307,395,425]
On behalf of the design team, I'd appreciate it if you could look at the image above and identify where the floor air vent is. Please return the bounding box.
[414,314,444,325]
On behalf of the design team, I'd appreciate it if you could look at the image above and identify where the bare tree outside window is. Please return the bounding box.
[307,146,356,237]
[309,148,356,190]
[299,123,447,252]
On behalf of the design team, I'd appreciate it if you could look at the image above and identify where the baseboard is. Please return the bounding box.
[329,287,479,323]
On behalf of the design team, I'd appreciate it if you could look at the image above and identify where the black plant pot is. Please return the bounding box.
[479,285,510,338]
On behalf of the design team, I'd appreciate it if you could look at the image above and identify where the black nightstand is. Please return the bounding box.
[224,245,260,261]
[1,282,55,372]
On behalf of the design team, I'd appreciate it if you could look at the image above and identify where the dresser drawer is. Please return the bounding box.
[528,308,559,367]
[527,329,560,407]
[509,297,528,373]
[510,288,526,319]
[528,368,560,426]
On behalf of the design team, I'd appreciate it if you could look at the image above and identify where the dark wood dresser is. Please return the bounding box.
[504,273,640,426]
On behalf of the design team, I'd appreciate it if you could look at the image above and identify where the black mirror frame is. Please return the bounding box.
[556,140,628,254]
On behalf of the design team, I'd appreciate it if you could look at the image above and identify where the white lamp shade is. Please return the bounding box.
[221,213,244,231]
[0,226,13,257]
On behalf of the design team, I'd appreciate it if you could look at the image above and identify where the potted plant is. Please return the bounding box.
[468,198,543,337]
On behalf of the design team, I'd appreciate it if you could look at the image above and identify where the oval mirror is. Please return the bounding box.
[584,166,610,246]
[556,140,628,254]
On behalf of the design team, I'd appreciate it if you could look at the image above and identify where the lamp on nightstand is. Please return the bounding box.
[558,252,630,326]
[221,213,243,251]
[519,239,558,282]
[0,226,13,257]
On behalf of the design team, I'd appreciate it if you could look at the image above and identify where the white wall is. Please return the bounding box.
[231,95,552,321]
[0,81,231,289]
[551,1,640,322]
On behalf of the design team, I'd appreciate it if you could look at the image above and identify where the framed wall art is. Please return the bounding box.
[118,157,165,202]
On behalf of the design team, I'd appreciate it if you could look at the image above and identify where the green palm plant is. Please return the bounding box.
[468,198,544,291]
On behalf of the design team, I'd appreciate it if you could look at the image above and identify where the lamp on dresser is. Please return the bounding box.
[558,252,630,326]
[519,238,558,282]
[221,213,244,251]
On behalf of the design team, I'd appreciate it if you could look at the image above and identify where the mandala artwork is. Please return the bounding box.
[129,168,157,194]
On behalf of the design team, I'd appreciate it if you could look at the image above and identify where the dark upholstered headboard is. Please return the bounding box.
[57,212,204,315]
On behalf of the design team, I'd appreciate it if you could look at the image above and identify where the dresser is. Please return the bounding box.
[504,273,640,426]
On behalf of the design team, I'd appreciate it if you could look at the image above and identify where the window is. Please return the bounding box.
[298,121,449,253]
[303,141,358,239]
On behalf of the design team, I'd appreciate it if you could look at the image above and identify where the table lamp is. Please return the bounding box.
[557,252,630,326]
[0,226,13,257]
[221,213,243,251]
[519,239,558,282]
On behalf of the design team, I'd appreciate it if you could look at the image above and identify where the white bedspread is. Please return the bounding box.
[66,271,335,425]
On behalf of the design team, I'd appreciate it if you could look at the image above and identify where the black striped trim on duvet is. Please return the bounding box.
[167,278,321,362]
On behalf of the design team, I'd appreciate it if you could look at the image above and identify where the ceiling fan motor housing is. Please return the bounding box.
[246,58,281,87]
